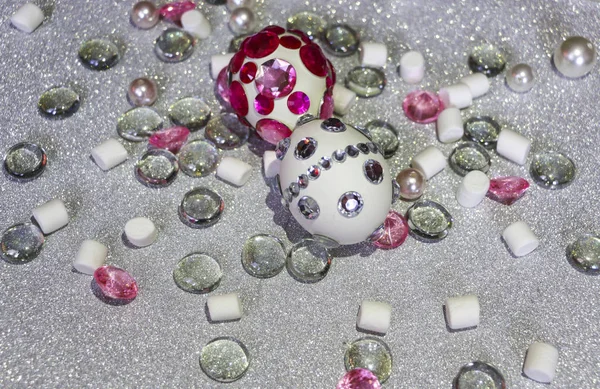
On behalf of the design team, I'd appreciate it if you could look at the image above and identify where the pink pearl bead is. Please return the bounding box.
[127,77,158,107]
[396,168,425,200]
[131,1,160,29]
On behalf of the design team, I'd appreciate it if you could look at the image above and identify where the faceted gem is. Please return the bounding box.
[276,137,290,160]
[346,145,360,158]
[215,68,232,110]
[454,361,506,389]
[363,159,384,184]
[205,113,250,150]
[229,50,246,74]
[406,200,453,243]
[567,234,600,274]
[338,191,364,218]
[289,182,300,196]
[280,35,302,49]
[239,61,257,83]
[168,97,211,132]
[93,265,138,300]
[3,142,47,180]
[357,143,370,154]
[286,12,327,41]
[178,140,220,177]
[364,120,398,158]
[298,196,320,219]
[337,368,382,389]
[200,337,250,383]
[464,116,501,149]
[344,338,393,384]
[372,211,409,250]
[319,93,334,119]
[178,187,224,227]
[322,118,346,132]
[299,43,328,77]
[117,107,163,142]
[294,137,318,160]
[255,59,297,99]
[149,126,190,153]
[297,174,309,188]
[255,119,291,145]
[297,113,317,128]
[261,25,285,35]
[287,91,310,115]
[402,90,444,124]
[319,156,332,170]
[158,1,196,24]
[468,42,507,77]
[323,24,360,57]
[530,152,576,189]
[333,149,347,162]
[135,149,179,187]
[244,31,279,58]
[154,28,195,63]
[229,81,249,117]
[173,252,222,293]
[346,67,386,98]
[449,142,491,176]
[286,239,332,283]
[254,94,274,115]
[307,165,321,179]
[78,39,120,70]
[487,176,530,205]
[38,86,80,118]
[0,223,44,264]
[241,234,287,278]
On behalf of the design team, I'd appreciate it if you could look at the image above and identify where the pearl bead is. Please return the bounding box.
[228,7,256,36]
[130,1,159,30]
[506,63,535,93]
[553,36,597,78]
[396,168,425,200]
[127,77,158,107]
[227,0,255,11]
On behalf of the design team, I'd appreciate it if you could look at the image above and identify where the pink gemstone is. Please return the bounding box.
[337,368,381,389]
[287,91,310,114]
[244,31,280,59]
[159,1,196,24]
[319,93,334,119]
[299,43,328,77]
[256,119,292,145]
[94,265,138,300]
[149,126,190,153]
[261,25,286,35]
[240,62,257,84]
[487,176,530,205]
[372,210,409,249]
[254,94,274,115]
[402,90,444,124]
[229,81,249,116]
[280,35,302,49]
[255,58,297,99]
[215,68,232,109]
[229,51,246,74]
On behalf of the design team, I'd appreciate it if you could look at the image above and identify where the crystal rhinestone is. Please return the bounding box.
[338,191,364,218]
[117,107,163,142]
[244,31,279,58]
[318,93,334,119]
[372,211,409,250]
[254,94,274,115]
[464,116,501,149]
[363,159,384,184]
[38,86,80,118]
[319,156,332,170]
[364,120,398,158]
[229,33,251,53]
[205,113,250,150]
[154,28,195,63]
[337,368,381,389]
[289,182,300,196]
[367,142,379,154]
[296,113,317,127]
[530,152,576,189]
[391,178,400,204]
[294,137,318,160]
[135,149,179,188]
[454,361,506,389]
[297,174,309,188]
[286,239,332,283]
[177,140,220,177]
[93,265,138,300]
[357,143,370,154]
[402,90,444,124]
[323,24,360,57]
[406,200,453,242]
[148,126,190,154]
[346,67,386,98]
[354,125,372,139]
[78,39,120,70]
[567,234,600,274]
[276,137,290,160]
[215,68,232,109]
[321,117,346,132]
[468,42,508,77]
[282,188,294,203]
[239,61,257,83]
[255,58,297,99]
[280,35,302,49]
[299,43,329,77]
[366,224,385,243]
[346,145,360,158]
[3,142,47,180]
[200,337,250,383]
[158,1,195,24]
[173,252,222,293]
[449,142,491,176]
[298,196,320,219]
[0,223,44,264]
[168,97,211,131]
[255,119,291,145]
[287,91,311,115]
[179,187,224,228]
[307,165,321,179]
[487,176,530,205]
[241,234,287,278]
[344,337,393,384]
[230,81,249,117]
[333,149,347,162]
[286,12,326,40]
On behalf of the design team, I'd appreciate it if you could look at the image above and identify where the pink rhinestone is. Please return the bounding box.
[280,35,302,49]
[158,1,196,24]
[287,91,310,114]
[215,68,232,109]
[299,43,328,77]
[402,90,444,124]
[319,93,334,119]
[229,81,249,116]
[255,58,297,99]
[94,265,138,300]
[372,210,409,249]
[336,368,381,389]
[149,126,190,153]
[240,62,257,84]
[487,176,530,205]
[254,94,274,115]
[244,31,280,59]
[256,119,292,145]
[261,25,286,35]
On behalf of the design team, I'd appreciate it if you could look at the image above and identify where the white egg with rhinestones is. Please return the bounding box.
[277,118,393,246]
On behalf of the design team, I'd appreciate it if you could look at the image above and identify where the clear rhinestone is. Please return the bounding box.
[173,252,222,293]
[3,142,47,180]
[333,149,347,163]
[321,118,346,132]
[367,142,379,154]
[454,361,506,389]
[449,142,491,176]
[357,143,370,154]
[276,137,291,160]
[363,159,384,184]
[154,28,195,63]
[295,137,318,160]
[117,107,163,142]
[200,337,250,383]
[289,182,300,196]
[283,188,294,203]
[406,200,453,242]
[296,113,317,128]
[366,224,386,242]
[1,223,44,264]
[464,116,501,149]
[135,149,179,188]
[567,234,600,274]
[286,239,332,283]
[179,187,224,228]
[307,165,321,180]
[346,67,386,98]
[297,174,309,189]
[178,140,220,177]
[205,113,250,150]
[344,337,393,384]
[338,191,364,218]
[346,145,360,158]
[241,234,287,278]
[322,24,360,57]
[168,97,212,132]
[298,196,320,219]
[530,152,576,189]
[365,120,399,158]
[319,156,332,170]
[468,42,508,77]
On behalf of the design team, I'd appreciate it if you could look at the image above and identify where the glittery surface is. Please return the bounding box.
[1,1,600,387]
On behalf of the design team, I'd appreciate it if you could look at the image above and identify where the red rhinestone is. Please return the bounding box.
[287,91,310,115]
[240,62,257,83]
[261,25,286,35]
[254,94,274,115]
[229,50,246,74]
[229,81,248,117]
[280,35,302,49]
[256,119,292,145]
[244,31,280,59]
[288,29,312,44]
[300,43,328,77]
[327,59,336,84]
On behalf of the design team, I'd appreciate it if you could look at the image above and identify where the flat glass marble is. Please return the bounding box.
[178,187,224,228]
[364,120,398,158]
[346,67,386,98]
[135,149,179,188]
[168,97,212,132]
[177,139,220,177]
[530,152,576,189]
[344,337,393,384]
[468,42,507,77]
[241,234,287,278]
[454,361,506,389]
[78,39,120,70]
[449,142,491,176]
[463,116,501,149]
[322,24,360,57]
[205,113,250,150]
[567,234,600,274]
[406,200,453,242]
[286,12,326,40]
[173,252,222,293]
[4,142,47,180]
[1,223,44,264]
[38,86,80,118]
[286,239,332,283]
[117,107,163,142]
[200,337,250,383]
[229,34,252,52]
[154,28,195,63]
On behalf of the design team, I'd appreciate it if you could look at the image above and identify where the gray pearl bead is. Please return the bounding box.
[130,1,159,30]
[227,0,255,11]
[228,7,257,36]
[127,78,158,107]
[506,63,535,93]
[553,36,597,78]
[396,168,425,200]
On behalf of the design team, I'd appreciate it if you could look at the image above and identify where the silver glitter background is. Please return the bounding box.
[1,0,599,387]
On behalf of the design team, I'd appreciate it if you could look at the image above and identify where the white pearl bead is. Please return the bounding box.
[506,63,535,93]
[228,7,256,36]
[130,1,159,30]
[553,36,597,78]
[395,168,425,200]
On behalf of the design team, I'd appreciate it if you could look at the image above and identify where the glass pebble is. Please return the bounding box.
[468,42,507,77]
[463,116,501,149]
[346,67,386,98]
[406,200,453,242]
[4,142,47,180]
[286,239,332,283]
[454,361,506,389]
[241,234,287,278]
[322,24,360,57]
[344,337,393,384]
[78,39,121,70]
[449,142,491,176]
[177,139,220,177]
[168,97,212,132]
[567,234,600,274]
[364,120,398,158]
[178,187,224,228]
[0,223,44,264]
[38,86,80,118]
[173,252,222,293]
[200,337,250,383]
[135,149,179,188]
[229,33,252,52]
[117,107,163,142]
[286,12,326,40]
[530,152,576,189]
[154,28,195,63]
[205,113,250,149]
